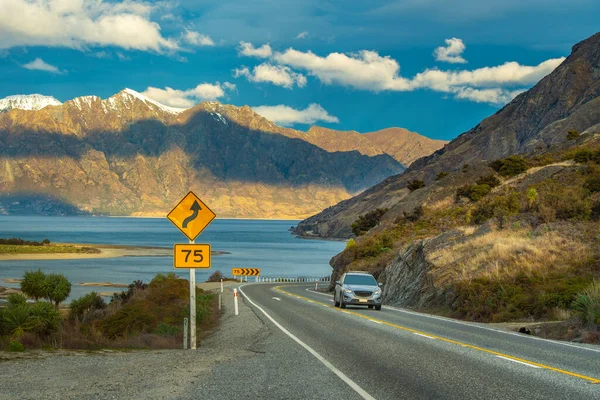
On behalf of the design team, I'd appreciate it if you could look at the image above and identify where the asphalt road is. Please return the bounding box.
[237,283,600,400]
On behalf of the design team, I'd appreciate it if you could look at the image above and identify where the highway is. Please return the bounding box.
[237,283,600,400]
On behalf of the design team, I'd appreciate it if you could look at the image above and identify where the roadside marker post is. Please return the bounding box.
[167,191,217,351]
[234,288,239,316]
[315,281,318,290]
[220,279,223,293]
[183,318,188,350]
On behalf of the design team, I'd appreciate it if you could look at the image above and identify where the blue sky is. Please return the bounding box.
[0,0,598,141]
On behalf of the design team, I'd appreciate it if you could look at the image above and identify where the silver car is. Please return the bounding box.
[334,271,382,310]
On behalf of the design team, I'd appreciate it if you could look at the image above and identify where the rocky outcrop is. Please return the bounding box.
[294,32,600,238]
[364,128,447,166]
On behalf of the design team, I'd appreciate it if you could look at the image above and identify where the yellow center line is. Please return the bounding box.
[274,286,600,385]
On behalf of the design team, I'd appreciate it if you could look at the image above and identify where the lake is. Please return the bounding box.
[0,216,345,299]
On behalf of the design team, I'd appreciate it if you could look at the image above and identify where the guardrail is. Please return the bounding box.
[234,275,332,283]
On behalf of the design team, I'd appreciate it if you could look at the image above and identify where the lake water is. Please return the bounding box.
[0,216,345,299]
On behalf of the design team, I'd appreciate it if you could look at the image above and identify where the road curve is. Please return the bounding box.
[239,283,600,400]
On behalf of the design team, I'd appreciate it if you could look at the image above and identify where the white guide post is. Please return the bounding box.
[233,288,239,316]
[220,279,223,293]
[189,239,197,350]
[315,281,318,290]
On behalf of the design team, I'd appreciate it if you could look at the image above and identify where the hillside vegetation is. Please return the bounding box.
[332,141,600,341]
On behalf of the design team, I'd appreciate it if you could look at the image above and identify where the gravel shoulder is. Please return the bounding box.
[0,285,266,400]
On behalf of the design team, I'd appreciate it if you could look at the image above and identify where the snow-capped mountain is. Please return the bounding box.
[0,94,62,112]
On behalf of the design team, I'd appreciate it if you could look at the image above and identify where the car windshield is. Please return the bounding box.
[344,275,377,286]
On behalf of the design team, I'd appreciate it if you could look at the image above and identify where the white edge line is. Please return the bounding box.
[303,288,600,354]
[238,285,376,400]
[496,356,541,369]
[413,333,435,339]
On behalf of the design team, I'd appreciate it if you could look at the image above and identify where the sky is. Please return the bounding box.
[0,0,598,141]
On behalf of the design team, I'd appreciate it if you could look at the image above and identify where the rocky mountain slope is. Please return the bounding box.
[294,32,600,238]
[0,89,415,218]
[364,128,447,166]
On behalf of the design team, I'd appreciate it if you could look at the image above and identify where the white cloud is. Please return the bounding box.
[141,82,236,108]
[272,46,565,104]
[252,104,339,126]
[117,52,131,61]
[0,0,178,52]
[238,41,272,58]
[22,57,62,73]
[234,63,306,89]
[183,30,215,47]
[434,38,467,64]
[295,31,308,39]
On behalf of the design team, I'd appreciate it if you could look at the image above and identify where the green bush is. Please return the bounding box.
[69,292,107,321]
[351,208,388,236]
[407,180,425,191]
[572,280,600,325]
[566,130,580,140]
[8,340,25,352]
[44,273,72,307]
[490,156,528,177]
[584,175,600,193]
[476,174,501,188]
[7,293,27,307]
[345,238,357,249]
[573,148,593,163]
[471,191,520,225]
[28,301,61,334]
[456,184,492,202]
[153,323,180,337]
[435,171,449,181]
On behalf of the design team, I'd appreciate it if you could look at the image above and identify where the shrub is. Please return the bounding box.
[526,188,538,210]
[207,270,224,282]
[566,130,580,140]
[351,208,388,236]
[584,175,600,193]
[572,280,600,325]
[456,184,492,202]
[403,205,424,222]
[153,323,180,337]
[574,148,593,163]
[42,239,50,245]
[476,174,501,188]
[7,293,27,306]
[8,340,25,352]
[69,292,107,321]
[2,304,36,337]
[407,180,425,191]
[345,238,357,249]
[490,156,528,177]
[28,301,61,334]
[471,191,520,225]
[435,171,449,181]
[20,269,47,301]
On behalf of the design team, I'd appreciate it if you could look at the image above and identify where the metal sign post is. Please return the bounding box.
[189,240,196,349]
[167,191,216,351]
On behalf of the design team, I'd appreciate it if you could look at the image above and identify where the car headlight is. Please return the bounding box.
[374,288,381,295]
[343,288,352,294]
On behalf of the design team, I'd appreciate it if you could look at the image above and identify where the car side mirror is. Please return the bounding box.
[378,282,383,287]
[335,280,341,286]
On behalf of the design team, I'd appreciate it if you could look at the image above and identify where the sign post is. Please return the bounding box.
[167,191,216,351]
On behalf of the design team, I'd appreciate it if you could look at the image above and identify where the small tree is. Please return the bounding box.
[207,270,224,282]
[21,269,48,301]
[435,171,449,181]
[44,273,72,308]
[351,208,388,236]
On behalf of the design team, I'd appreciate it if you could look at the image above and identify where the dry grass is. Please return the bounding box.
[427,196,454,211]
[429,227,589,287]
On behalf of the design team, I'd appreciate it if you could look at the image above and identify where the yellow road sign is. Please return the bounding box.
[232,268,260,276]
[174,244,211,269]
[167,191,216,241]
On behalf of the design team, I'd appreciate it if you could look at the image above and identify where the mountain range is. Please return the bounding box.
[0,89,443,218]
[294,31,600,238]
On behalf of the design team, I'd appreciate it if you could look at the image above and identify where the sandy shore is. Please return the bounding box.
[0,243,229,261]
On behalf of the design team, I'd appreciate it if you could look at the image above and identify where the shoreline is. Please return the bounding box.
[0,243,230,261]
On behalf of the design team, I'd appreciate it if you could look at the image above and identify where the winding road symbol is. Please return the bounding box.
[182,201,201,228]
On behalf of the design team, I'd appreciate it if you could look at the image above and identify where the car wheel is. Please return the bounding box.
[375,305,382,310]
[340,297,346,309]
[368,305,373,309]
[334,293,339,307]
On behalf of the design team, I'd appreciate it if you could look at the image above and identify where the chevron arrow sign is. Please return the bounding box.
[232,268,260,276]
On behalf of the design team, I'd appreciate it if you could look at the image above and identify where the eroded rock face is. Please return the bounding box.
[294,32,600,239]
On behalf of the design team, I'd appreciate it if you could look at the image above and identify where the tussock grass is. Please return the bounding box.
[429,228,589,287]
